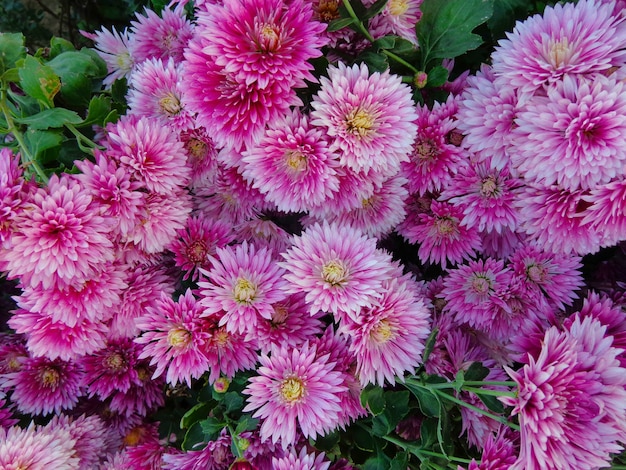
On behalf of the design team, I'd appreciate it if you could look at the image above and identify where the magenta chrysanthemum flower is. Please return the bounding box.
[104,115,190,194]
[491,0,626,95]
[179,127,220,190]
[279,221,396,319]
[367,0,422,45]
[0,395,17,429]
[241,109,341,213]
[503,315,626,470]
[514,184,600,255]
[107,358,165,417]
[440,160,521,234]
[582,178,626,248]
[456,65,518,171]
[196,0,327,89]
[82,338,141,399]
[310,62,418,176]
[272,446,331,470]
[242,342,347,449]
[127,57,193,130]
[83,25,135,87]
[0,147,25,246]
[2,174,114,290]
[162,428,234,470]
[402,200,482,267]
[339,273,431,386]
[199,241,288,335]
[234,218,292,255]
[135,289,212,387]
[511,74,626,190]
[308,173,409,239]
[129,4,194,63]
[169,214,234,281]
[2,356,84,416]
[459,431,517,470]
[0,424,79,470]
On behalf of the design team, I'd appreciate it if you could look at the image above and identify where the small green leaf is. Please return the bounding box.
[18,56,61,108]
[363,456,390,470]
[389,452,409,470]
[361,384,386,415]
[464,362,489,382]
[314,430,340,452]
[234,415,259,434]
[372,390,410,436]
[47,51,106,107]
[0,33,26,76]
[181,421,206,451]
[476,392,505,414]
[426,65,449,87]
[15,108,82,130]
[373,35,396,50]
[416,0,494,66]
[405,382,441,418]
[49,37,76,58]
[421,328,439,366]
[200,417,226,441]
[180,402,214,429]
[353,425,377,452]
[391,37,417,55]
[327,17,356,32]
[419,417,438,448]
[360,51,388,72]
[79,96,113,128]
[223,391,244,414]
[24,128,63,162]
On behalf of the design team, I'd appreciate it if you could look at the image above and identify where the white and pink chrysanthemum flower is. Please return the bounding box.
[279,221,397,319]
[367,0,422,45]
[272,446,331,470]
[511,74,626,191]
[243,342,347,449]
[162,428,234,470]
[198,241,288,335]
[2,174,115,290]
[241,109,341,213]
[135,289,212,387]
[310,62,418,176]
[0,147,26,247]
[503,315,626,470]
[82,25,135,87]
[582,177,626,248]
[339,273,431,386]
[179,127,220,190]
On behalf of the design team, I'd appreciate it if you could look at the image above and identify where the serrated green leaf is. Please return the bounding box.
[314,430,340,452]
[78,95,112,128]
[223,391,244,414]
[419,417,438,448]
[353,425,377,452]
[372,390,409,435]
[180,402,214,429]
[49,37,76,59]
[464,362,489,382]
[57,139,89,169]
[200,417,226,441]
[417,0,494,66]
[0,33,26,76]
[361,385,386,415]
[15,108,82,130]
[360,51,388,72]
[391,37,417,55]
[47,51,106,107]
[404,382,441,418]
[327,17,356,32]
[234,415,259,434]
[181,421,206,451]
[24,128,63,162]
[426,65,449,87]
[373,35,396,50]
[18,56,60,108]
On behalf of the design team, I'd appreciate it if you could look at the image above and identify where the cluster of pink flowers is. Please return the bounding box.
[1,0,626,468]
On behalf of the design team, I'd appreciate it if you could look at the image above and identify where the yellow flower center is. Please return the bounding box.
[388,0,409,16]
[233,278,257,303]
[370,319,395,344]
[435,217,457,236]
[280,377,306,403]
[187,138,208,160]
[285,149,308,172]
[258,23,280,52]
[168,327,192,348]
[480,176,498,197]
[214,327,230,347]
[346,108,375,137]
[322,259,347,286]
[40,367,60,388]
[105,353,126,371]
[124,426,148,446]
[159,92,182,116]
[415,138,439,160]
[549,38,571,68]
[318,0,340,21]
[186,240,208,263]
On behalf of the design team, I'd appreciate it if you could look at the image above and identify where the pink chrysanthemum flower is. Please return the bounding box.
[82,338,141,399]
[480,227,523,259]
[314,165,386,213]
[0,335,28,376]
[272,446,331,470]
[243,342,347,449]
[109,264,175,340]
[402,200,482,267]
[123,190,192,255]
[0,147,25,246]
[2,173,114,290]
[8,308,108,360]
[203,320,259,384]
[82,26,135,87]
[509,243,583,309]
[2,356,84,416]
[514,183,600,255]
[307,173,409,239]
[241,109,341,213]
[234,218,292,255]
[367,0,422,45]
[183,35,301,151]
[0,395,18,429]
[440,160,522,234]
[162,428,234,469]
[582,178,626,248]
[502,315,626,470]
[0,423,79,470]
[491,0,626,96]
[74,152,144,240]
[196,0,327,89]
[129,4,194,63]
[123,423,165,470]
[179,127,220,189]
[104,115,190,194]
[279,221,396,319]
[459,430,517,470]
[310,62,418,176]
[400,96,468,195]
[198,241,288,335]
[339,273,431,386]
[127,57,194,130]
[107,358,165,417]
[511,74,626,190]
[135,289,212,387]
[455,65,518,171]
[253,293,324,354]
[169,214,234,281]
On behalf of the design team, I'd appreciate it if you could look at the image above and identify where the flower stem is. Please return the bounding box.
[463,386,516,398]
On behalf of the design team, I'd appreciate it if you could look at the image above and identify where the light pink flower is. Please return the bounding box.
[82,26,135,87]
[82,338,141,399]
[582,178,626,248]
[272,446,331,470]
[0,147,25,247]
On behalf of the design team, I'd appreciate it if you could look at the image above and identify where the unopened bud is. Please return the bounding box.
[414,71,428,88]
[213,377,230,393]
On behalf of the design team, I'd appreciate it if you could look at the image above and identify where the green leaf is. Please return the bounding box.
[0,33,26,76]
[314,430,340,452]
[18,55,61,108]
[181,421,206,451]
[390,37,417,55]
[425,65,448,87]
[47,51,106,107]
[327,17,356,32]
[488,0,530,40]
[364,0,388,19]
[405,382,441,418]
[373,35,397,50]
[180,402,214,429]
[464,362,489,382]
[14,108,82,130]
[353,425,377,452]
[476,392,505,414]
[24,128,63,162]
[223,391,244,414]
[372,390,410,436]
[363,456,390,470]
[49,37,76,59]
[416,0,494,66]
[419,417,438,448]
[360,51,389,72]
[79,95,113,128]
[200,417,226,441]
[234,414,259,434]
[421,328,438,366]
[390,452,409,470]
[361,384,386,415]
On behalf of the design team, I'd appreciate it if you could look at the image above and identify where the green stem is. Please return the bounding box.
[463,381,516,388]
[384,435,473,466]
[65,122,102,152]
[463,386,516,398]
[382,50,419,74]
[0,89,48,183]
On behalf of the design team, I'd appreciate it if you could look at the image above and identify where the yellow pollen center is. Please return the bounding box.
[318,0,340,21]
[285,150,308,172]
[105,353,126,371]
[361,197,374,208]
[187,139,208,160]
[168,327,192,348]
[480,176,498,197]
[435,217,457,236]
[549,38,570,68]
[322,259,347,286]
[346,108,375,137]
[159,92,182,116]
[233,278,257,303]
[388,0,409,16]
[214,327,230,347]
[371,319,394,344]
[259,24,280,52]
[136,367,150,382]
[415,138,439,160]
[40,367,60,388]
[187,240,208,263]
[124,426,147,446]
[280,377,306,403]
